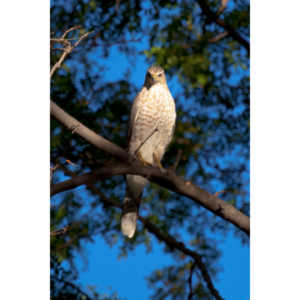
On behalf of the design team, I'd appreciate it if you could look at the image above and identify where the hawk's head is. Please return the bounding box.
[144,65,167,88]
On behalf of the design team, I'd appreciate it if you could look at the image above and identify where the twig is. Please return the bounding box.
[50,26,93,79]
[187,262,197,300]
[65,159,77,166]
[74,31,93,48]
[50,47,66,52]
[61,25,81,39]
[209,32,228,43]
[50,46,71,78]
[214,190,225,197]
[61,279,93,300]
[51,225,70,236]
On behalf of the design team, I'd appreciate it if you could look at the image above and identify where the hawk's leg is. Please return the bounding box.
[153,152,164,170]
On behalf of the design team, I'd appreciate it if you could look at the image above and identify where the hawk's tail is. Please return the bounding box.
[121,197,138,238]
[121,174,148,238]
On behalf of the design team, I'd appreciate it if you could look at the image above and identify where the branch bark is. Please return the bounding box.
[50,100,128,161]
[50,100,249,236]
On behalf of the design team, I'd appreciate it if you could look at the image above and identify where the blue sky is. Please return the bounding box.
[75,231,249,300]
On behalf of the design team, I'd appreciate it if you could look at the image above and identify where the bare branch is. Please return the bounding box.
[50,100,250,236]
[50,27,93,78]
[61,25,81,39]
[74,31,93,48]
[214,190,225,197]
[50,46,72,78]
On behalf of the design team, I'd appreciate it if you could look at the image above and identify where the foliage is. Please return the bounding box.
[50,0,249,299]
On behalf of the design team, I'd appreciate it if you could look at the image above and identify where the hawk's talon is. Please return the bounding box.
[137,151,152,167]
[153,152,166,173]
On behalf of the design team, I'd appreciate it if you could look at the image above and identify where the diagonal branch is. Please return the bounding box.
[50,100,128,161]
[50,100,250,236]
[209,31,228,43]
[140,216,225,300]
[197,0,249,55]
[187,262,196,300]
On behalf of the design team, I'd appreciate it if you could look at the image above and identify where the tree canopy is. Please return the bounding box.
[50,0,249,299]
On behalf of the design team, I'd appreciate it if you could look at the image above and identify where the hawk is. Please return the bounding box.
[121,65,176,238]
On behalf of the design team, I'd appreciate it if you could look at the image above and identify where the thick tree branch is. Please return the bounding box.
[197,0,249,55]
[51,100,249,236]
[50,100,128,161]
[50,162,250,235]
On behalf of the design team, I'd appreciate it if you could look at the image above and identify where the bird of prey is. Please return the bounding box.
[121,65,176,238]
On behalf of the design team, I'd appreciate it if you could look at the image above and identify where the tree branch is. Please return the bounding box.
[187,262,196,300]
[209,31,228,43]
[197,0,249,55]
[50,161,250,235]
[50,100,128,161]
[50,26,93,78]
[50,29,249,237]
[50,105,249,237]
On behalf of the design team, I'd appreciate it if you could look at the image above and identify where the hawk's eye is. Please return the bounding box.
[158,73,162,77]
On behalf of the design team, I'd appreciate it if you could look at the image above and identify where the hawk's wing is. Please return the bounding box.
[127,91,141,143]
